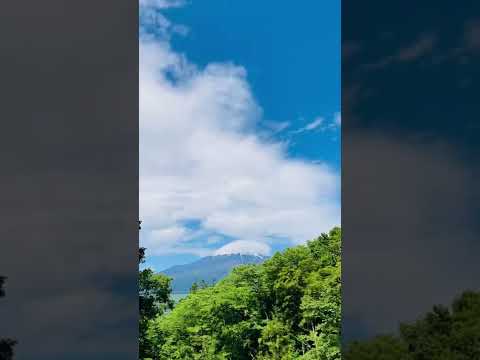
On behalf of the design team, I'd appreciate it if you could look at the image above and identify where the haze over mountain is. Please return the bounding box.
[161,254,269,293]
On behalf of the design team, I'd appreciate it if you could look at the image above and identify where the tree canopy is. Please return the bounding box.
[143,227,341,360]
[344,290,480,359]
[139,221,175,359]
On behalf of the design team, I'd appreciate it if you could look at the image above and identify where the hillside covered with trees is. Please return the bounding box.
[139,227,341,360]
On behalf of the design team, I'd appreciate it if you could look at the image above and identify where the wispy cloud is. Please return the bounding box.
[291,113,340,135]
[140,9,340,257]
[292,116,324,134]
[263,120,290,133]
[305,117,324,131]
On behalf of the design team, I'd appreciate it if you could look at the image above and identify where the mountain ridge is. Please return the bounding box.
[160,253,269,293]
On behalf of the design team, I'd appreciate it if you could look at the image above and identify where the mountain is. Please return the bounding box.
[161,254,269,293]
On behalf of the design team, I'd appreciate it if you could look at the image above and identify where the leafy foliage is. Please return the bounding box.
[139,221,174,359]
[145,227,341,359]
[344,290,480,360]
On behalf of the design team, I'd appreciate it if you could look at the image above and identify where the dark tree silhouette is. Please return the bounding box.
[0,276,16,360]
[0,276,5,298]
[344,290,480,359]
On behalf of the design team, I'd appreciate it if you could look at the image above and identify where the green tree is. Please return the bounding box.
[139,220,174,359]
[147,227,342,359]
[344,335,410,360]
[344,290,480,360]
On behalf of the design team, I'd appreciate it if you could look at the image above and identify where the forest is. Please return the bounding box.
[140,224,480,360]
[139,227,341,360]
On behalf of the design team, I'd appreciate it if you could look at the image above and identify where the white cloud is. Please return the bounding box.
[140,8,189,42]
[323,112,341,136]
[142,226,213,257]
[214,240,271,256]
[140,13,340,257]
[207,236,223,245]
[150,226,188,246]
[304,117,324,131]
[292,116,324,134]
[292,113,341,135]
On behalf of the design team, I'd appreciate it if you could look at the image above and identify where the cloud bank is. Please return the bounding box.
[140,7,340,257]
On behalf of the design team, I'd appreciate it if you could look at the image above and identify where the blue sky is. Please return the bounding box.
[139,0,340,271]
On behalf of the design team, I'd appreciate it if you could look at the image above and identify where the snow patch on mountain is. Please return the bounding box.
[213,240,271,256]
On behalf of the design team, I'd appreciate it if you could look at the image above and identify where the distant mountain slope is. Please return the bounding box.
[161,254,268,293]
